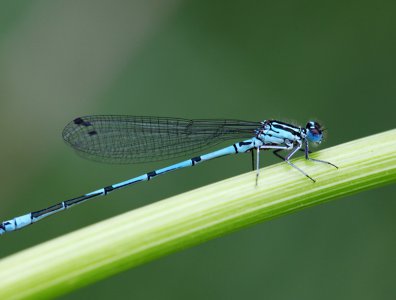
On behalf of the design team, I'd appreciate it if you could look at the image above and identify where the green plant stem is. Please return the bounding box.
[0,129,395,299]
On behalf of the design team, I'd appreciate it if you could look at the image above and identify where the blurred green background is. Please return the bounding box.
[0,1,395,299]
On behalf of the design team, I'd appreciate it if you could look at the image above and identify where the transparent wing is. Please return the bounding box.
[62,115,260,163]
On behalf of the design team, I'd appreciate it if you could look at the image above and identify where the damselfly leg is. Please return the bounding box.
[273,142,338,182]
[304,140,338,169]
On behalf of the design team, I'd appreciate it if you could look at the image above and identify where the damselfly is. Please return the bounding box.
[0,116,337,235]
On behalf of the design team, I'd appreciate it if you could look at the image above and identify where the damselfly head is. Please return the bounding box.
[306,121,323,144]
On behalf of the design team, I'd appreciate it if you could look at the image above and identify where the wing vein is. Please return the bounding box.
[62,115,259,163]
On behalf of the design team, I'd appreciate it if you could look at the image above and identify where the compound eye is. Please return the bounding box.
[310,128,320,135]
[306,121,323,143]
[306,121,321,129]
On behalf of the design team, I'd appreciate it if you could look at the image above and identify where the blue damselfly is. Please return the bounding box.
[0,116,337,235]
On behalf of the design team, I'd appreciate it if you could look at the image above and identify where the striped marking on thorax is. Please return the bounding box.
[270,120,302,139]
